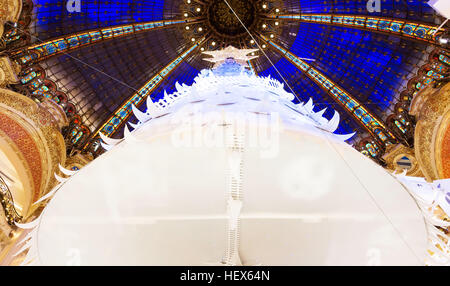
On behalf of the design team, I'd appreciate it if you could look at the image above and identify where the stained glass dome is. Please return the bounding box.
[3,0,448,163]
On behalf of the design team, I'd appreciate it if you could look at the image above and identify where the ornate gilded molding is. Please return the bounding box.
[0,174,22,225]
[0,88,66,216]
[65,153,93,171]
[0,56,20,87]
[435,110,450,178]
[0,202,13,236]
[39,99,69,130]
[0,0,23,38]
[410,82,450,180]
[382,143,423,177]
[0,202,14,259]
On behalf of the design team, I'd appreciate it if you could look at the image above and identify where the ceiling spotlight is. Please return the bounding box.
[262,24,267,28]
[196,7,201,12]
[198,27,203,31]
[250,40,255,44]
[185,26,190,30]
[262,4,267,9]
[212,41,216,46]
[251,52,255,55]
[262,44,267,48]
[270,34,274,38]
[187,0,191,3]
[184,13,188,17]
[191,38,196,42]
[275,21,279,26]
[200,47,205,51]
[439,36,449,45]
[276,8,280,13]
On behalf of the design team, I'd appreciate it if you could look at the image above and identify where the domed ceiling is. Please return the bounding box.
[3,0,449,161]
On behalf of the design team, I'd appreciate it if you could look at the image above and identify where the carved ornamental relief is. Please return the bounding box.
[0,0,22,38]
[411,82,450,180]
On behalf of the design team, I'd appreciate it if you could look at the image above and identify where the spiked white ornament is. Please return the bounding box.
[22,60,421,267]
[203,46,259,68]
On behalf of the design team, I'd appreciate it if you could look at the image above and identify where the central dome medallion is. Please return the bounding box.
[207,0,257,38]
[179,0,285,70]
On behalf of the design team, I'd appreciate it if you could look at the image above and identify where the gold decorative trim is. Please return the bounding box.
[0,0,23,38]
[382,143,423,177]
[65,153,93,171]
[0,88,66,217]
[435,110,450,178]
[0,127,34,214]
[0,174,22,225]
[411,83,450,180]
[0,57,20,87]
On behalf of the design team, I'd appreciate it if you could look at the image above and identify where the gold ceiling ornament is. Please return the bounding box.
[0,0,23,38]
[382,143,423,177]
[410,82,450,181]
[0,88,67,217]
[39,99,69,131]
[65,153,93,172]
[0,57,20,87]
[207,0,257,38]
[202,45,259,68]
[0,174,22,226]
